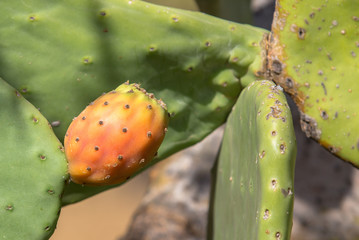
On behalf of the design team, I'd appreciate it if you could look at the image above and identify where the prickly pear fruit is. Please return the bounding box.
[64,82,169,186]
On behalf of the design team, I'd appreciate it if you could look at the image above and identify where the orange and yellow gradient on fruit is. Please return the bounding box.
[64,82,169,186]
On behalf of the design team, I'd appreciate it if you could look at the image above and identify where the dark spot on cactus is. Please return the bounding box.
[321,82,327,95]
[271,60,282,75]
[281,188,293,197]
[59,145,65,152]
[259,150,265,159]
[122,127,128,133]
[44,226,51,232]
[154,151,158,157]
[305,60,312,64]
[280,143,286,154]
[147,104,152,110]
[171,16,179,22]
[86,167,91,171]
[82,57,92,65]
[147,131,152,138]
[99,120,104,125]
[271,179,277,188]
[285,78,293,88]
[126,176,131,180]
[231,57,239,63]
[5,205,14,211]
[327,53,332,60]
[148,45,157,52]
[275,232,281,240]
[21,88,28,93]
[329,146,340,153]
[82,116,86,120]
[265,230,270,235]
[39,155,46,160]
[309,12,315,18]
[117,155,123,161]
[51,121,61,127]
[99,11,107,16]
[271,131,277,136]
[33,117,39,123]
[351,51,357,58]
[353,16,359,21]
[94,146,99,151]
[187,66,193,72]
[15,90,21,97]
[320,110,328,120]
[47,189,55,195]
[28,16,36,22]
[222,82,228,87]
[124,104,130,109]
[263,209,270,220]
[127,89,134,94]
[205,41,211,47]
[298,27,306,39]
[75,137,80,142]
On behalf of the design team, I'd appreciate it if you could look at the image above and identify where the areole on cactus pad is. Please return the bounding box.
[64,81,169,186]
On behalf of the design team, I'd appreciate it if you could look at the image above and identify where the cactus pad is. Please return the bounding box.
[210,80,296,240]
[268,0,359,165]
[0,78,68,239]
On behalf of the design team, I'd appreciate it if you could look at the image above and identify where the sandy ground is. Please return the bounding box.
[51,171,150,240]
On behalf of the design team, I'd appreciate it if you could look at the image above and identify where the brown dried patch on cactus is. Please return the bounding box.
[299,112,321,141]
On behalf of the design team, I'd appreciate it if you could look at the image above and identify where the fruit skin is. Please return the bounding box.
[64,81,169,186]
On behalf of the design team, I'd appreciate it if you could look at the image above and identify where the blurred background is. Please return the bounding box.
[51,0,359,239]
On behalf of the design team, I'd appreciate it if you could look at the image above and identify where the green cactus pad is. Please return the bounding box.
[268,0,359,165]
[209,80,296,240]
[0,78,68,239]
[0,0,267,204]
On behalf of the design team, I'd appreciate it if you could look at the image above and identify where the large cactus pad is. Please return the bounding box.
[0,78,68,239]
[210,80,296,240]
[268,0,359,165]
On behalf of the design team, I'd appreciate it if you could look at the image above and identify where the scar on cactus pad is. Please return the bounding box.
[64,81,169,186]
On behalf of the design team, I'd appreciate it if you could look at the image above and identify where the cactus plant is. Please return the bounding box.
[0,0,358,239]
[0,78,68,239]
[267,0,359,165]
[209,80,296,240]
